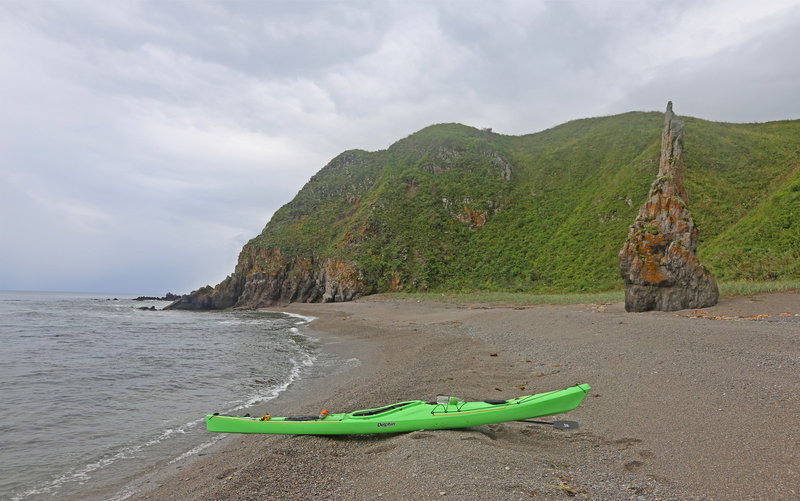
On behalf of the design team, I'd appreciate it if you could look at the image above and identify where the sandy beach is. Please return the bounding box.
[127,292,799,500]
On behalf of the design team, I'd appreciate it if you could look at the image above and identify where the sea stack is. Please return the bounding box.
[619,102,719,312]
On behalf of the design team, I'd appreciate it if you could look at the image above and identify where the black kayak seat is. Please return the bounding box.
[351,402,411,417]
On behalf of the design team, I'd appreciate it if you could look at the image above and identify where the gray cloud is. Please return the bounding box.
[1,0,798,293]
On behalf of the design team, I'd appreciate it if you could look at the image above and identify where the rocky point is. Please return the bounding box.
[166,245,364,310]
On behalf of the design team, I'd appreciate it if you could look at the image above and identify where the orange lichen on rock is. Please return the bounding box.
[389,270,403,291]
[640,259,668,285]
[461,205,488,228]
[619,102,718,312]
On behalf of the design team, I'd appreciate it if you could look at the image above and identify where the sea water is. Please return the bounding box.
[0,291,319,500]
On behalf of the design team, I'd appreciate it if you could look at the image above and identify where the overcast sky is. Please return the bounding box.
[2,0,799,294]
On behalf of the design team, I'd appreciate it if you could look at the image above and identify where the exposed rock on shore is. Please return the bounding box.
[166,246,364,310]
[619,102,719,312]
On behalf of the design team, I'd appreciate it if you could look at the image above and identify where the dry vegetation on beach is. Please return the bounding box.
[125,292,799,500]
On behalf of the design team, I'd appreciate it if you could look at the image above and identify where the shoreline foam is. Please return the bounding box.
[100,310,371,501]
[48,311,324,501]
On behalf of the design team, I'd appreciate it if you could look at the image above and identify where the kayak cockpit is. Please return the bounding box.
[349,400,422,417]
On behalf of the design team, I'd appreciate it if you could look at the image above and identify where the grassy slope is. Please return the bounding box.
[247,112,800,293]
[688,120,800,280]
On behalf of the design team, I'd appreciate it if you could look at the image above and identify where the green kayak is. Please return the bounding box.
[206,383,590,435]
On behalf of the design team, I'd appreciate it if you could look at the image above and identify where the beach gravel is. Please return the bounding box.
[127,292,799,500]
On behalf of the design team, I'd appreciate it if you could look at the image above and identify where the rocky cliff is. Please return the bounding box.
[166,246,364,309]
[168,114,799,310]
[619,102,719,312]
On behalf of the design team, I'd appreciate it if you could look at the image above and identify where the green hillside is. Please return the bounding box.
[251,112,800,294]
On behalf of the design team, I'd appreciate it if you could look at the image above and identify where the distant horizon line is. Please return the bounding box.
[0,289,180,297]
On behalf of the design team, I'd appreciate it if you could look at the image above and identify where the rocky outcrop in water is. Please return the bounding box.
[134,293,182,301]
[619,102,719,312]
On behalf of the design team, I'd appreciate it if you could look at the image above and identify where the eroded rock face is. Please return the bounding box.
[166,245,365,310]
[619,102,719,312]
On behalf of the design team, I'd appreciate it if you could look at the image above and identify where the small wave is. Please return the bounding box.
[106,350,319,501]
[8,307,320,501]
[11,417,205,500]
[13,363,312,501]
[98,351,317,501]
[282,312,317,325]
[166,435,225,465]
[106,435,224,501]
[233,349,317,411]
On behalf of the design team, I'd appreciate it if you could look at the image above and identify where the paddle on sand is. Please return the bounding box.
[516,419,579,430]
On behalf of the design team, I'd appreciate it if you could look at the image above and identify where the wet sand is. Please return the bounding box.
[129,292,799,500]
